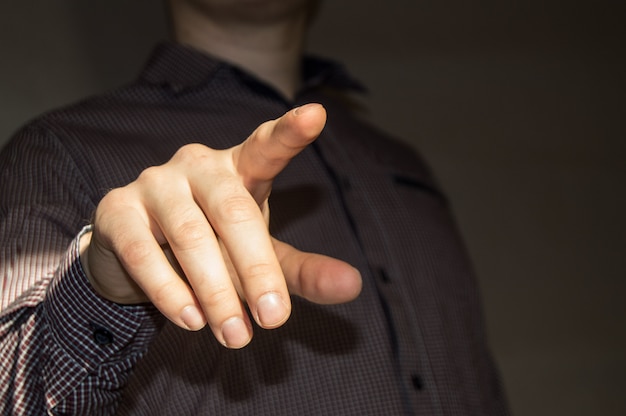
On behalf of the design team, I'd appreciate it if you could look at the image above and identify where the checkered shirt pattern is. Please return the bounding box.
[0,43,508,415]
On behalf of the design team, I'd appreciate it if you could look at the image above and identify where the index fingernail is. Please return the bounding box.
[293,103,317,116]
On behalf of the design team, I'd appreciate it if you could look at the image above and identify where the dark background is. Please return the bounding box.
[1,1,624,414]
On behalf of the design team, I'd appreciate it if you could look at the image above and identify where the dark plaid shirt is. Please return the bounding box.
[0,42,508,415]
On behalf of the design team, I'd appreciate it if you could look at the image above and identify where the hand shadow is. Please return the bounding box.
[118,185,361,411]
[118,299,360,411]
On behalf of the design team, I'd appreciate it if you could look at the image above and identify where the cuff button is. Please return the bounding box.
[91,325,114,346]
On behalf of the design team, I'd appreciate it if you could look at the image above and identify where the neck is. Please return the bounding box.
[169,5,310,101]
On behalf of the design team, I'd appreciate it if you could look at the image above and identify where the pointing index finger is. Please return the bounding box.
[233,103,327,202]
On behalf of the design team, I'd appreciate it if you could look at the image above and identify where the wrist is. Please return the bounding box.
[79,229,148,305]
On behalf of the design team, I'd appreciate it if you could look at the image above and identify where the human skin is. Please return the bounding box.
[167,0,319,99]
[80,1,362,350]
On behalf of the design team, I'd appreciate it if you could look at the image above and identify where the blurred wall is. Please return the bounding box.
[1,1,624,415]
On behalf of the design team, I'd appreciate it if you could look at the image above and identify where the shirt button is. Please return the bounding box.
[411,374,424,390]
[377,268,391,284]
[92,325,114,346]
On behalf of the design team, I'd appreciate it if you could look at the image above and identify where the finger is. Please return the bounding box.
[273,238,363,304]
[233,103,327,203]
[197,173,291,329]
[96,194,207,332]
[144,178,253,348]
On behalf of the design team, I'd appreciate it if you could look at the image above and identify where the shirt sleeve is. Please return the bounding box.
[0,123,164,415]
[0,123,96,310]
[0,226,164,415]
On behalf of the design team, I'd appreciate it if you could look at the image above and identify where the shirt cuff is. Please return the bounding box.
[43,225,164,372]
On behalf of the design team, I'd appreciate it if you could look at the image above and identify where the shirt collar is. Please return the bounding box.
[139,41,366,95]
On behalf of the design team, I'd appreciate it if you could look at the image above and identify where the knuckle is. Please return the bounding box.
[253,121,273,143]
[136,165,165,187]
[94,188,135,230]
[97,188,126,213]
[151,279,183,306]
[173,143,211,166]
[217,196,259,225]
[118,238,154,267]
[169,218,208,250]
[242,262,275,282]
[197,284,233,311]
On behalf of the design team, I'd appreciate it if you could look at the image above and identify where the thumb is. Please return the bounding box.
[233,103,326,203]
[272,238,363,305]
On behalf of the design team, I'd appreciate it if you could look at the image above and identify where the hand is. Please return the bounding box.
[80,103,362,348]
